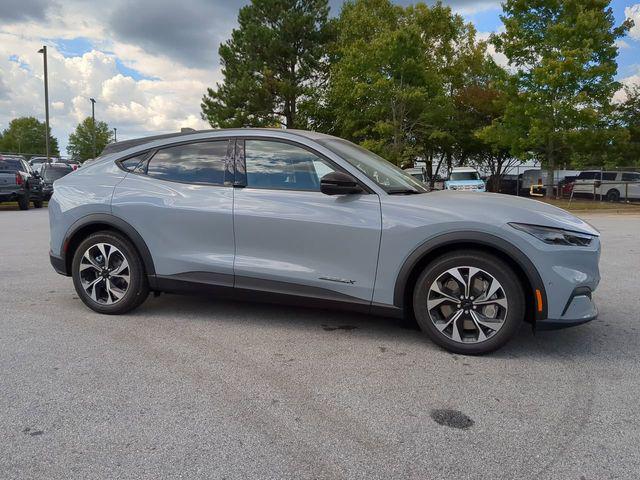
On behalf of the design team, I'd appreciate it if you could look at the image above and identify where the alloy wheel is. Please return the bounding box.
[79,243,130,305]
[427,266,508,344]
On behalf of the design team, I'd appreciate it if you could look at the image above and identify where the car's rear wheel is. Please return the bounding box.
[606,189,620,202]
[32,198,43,208]
[18,193,29,210]
[72,231,149,314]
[413,250,525,355]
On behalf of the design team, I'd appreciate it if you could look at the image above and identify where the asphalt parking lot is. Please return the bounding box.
[1,208,639,480]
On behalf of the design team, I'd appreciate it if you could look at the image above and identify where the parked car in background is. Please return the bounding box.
[444,167,485,192]
[57,159,80,171]
[519,169,580,196]
[487,174,519,195]
[29,156,59,172]
[40,163,73,200]
[0,155,44,209]
[403,166,427,184]
[558,175,578,197]
[49,129,600,355]
[572,170,640,202]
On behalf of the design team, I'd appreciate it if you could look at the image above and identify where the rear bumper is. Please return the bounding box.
[49,252,68,276]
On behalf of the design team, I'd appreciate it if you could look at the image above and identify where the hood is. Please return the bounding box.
[384,190,599,236]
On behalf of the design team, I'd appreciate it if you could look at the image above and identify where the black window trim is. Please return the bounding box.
[235,136,373,194]
[115,138,235,187]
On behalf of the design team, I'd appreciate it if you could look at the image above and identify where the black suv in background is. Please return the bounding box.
[0,155,45,210]
[40,163,73,200]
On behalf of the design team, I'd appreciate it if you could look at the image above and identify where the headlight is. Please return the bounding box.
[509,223,594,247]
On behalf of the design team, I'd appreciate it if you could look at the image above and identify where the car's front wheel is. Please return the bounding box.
[413,250,525,355]
[72,231,149,314]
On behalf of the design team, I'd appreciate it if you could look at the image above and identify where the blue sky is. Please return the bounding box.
[1,0,639,155]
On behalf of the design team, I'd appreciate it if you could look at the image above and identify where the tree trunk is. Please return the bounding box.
[546,140,555,198]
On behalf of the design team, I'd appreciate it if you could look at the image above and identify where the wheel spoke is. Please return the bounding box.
[110,258,129,275]
[82,277,103,302]
[434,309,463,333]
[80,252,102,272]
[469,311,488,341]
[448,268,468,297]
[470,310,503,332]
[95,243,108,267]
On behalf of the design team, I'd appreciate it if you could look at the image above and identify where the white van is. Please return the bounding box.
[572,171,640,201]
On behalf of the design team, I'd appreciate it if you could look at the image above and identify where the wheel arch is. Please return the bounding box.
[62,214,156,280]
[393,232,548,325]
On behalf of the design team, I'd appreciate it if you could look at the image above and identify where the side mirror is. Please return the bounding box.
[320,171,363,196]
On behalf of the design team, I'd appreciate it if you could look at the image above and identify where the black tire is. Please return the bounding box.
[413,250,525,355]
[606,189,620,202]
[72,231,149,314]
[17,194,29,210]
[33,198,43,208]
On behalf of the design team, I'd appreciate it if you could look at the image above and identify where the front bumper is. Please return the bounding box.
[536,287,598,329]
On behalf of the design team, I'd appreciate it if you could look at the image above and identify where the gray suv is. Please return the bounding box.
[48,129,600,354]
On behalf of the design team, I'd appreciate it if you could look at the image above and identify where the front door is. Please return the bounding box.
[232,139,382,305]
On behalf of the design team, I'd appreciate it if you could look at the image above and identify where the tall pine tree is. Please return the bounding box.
[201,0,334,129]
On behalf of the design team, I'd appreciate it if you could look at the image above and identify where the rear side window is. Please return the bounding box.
[602,172,616,181]
[621,173,640,182]
[244,140,336,191]
[145,141,230,185]
[0,159,22,171]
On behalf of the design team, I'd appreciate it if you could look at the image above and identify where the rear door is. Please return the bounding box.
[232,138,382,305]
[112,139,235,285]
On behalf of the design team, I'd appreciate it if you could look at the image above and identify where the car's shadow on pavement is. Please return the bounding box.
[124,291,618,359]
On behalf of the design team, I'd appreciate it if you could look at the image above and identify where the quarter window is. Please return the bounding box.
[146,141,230,185]
[244,140,337,191]
[120,153,148,173]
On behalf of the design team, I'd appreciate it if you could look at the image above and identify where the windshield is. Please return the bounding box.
[43,167,71,181]
[317,138,428,194]
[450,172,480,181]
[0,159,23,171]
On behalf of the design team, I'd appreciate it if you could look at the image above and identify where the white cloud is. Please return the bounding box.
[477,30,510,70]
[0,0,221,155]
[614,71,640,103]
[616,39,631,50]
[626,4,640,40]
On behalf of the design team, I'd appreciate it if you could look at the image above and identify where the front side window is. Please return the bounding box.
[244,140,337,191]
[145,141,230,185]
[316,138,428,194]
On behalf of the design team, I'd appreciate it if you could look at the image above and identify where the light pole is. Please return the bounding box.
[90,97,96,159]
[37,46,50,162]
[113,127,117,142]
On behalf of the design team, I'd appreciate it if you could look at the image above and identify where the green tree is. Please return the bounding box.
[614,85,640,167]
[491,0,631,196]
[201,0,334,129]
[67,117,113,161]
[324,0,501,178]
[0,117,59,156]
